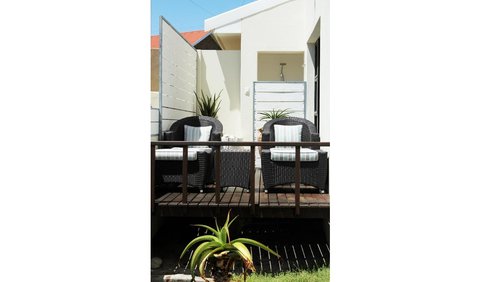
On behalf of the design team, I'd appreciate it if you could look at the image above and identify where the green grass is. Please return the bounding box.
[232,268,330,282]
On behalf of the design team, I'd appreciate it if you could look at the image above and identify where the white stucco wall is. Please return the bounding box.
[203,0,329,142]
[197,50,242,138]
[240,0,307,140]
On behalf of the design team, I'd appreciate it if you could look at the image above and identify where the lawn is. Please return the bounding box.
[232,268,330,282]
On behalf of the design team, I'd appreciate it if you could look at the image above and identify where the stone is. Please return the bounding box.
[151,257,163,269]
[163,274,213,282]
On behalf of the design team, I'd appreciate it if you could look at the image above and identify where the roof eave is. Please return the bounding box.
[204,0,293,31]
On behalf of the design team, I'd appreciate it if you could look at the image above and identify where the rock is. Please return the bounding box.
[151,257,163,269]
[163,274,213,282]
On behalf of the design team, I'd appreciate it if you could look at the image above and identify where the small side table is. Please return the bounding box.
[219,147,251,189]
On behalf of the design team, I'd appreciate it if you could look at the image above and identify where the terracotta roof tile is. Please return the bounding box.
[181,30,208,45]
[151,30,208,49]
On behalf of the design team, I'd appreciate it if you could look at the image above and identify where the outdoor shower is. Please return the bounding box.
[280,63,286,81]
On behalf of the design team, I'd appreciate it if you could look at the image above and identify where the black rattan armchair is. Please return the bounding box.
[156,116,223,189]
[261,117,328,192]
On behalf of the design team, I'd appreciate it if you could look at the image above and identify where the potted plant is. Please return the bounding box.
[257,109,292,155]
[180,210,280,282]
[257,108,292,141]
[194,90,222,118]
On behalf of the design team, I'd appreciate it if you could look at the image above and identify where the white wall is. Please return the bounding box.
[240,0,307,140]
[197,50,242,138]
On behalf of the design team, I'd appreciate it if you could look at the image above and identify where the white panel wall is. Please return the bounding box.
[151,91,160,140]
[253,82,306,140]
[159,18,197,138]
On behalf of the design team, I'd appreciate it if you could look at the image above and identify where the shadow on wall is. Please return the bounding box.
[217,51,241,112]
[198,50,242,137]
[198,50,241,112]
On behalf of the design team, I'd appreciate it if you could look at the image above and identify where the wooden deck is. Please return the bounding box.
[154,169,329,218]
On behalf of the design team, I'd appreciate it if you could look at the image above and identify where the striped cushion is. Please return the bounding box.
[274,124,302,149]
[184,125,212,148]
[155,147,212,161]
[270,147,319,162]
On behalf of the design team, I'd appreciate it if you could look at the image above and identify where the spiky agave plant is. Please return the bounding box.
[258,108,291,121]
[194,90,222,118]
[180,210,280,282]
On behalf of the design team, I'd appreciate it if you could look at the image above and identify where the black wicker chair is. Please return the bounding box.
[155,116,223,190]
[260,117,328,192]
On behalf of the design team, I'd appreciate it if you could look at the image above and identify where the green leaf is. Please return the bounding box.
[179,235,220,259]
[231,238,281,258]
[198,246,224,278]
[214,217,220,232]
[231,242,253,262]
[258,108,291,121]
[223,210,234,242]
[192,224,219,236]
[194,89,222,118]
[190,241,221,274]
[220,227,227,243]
[227,215,239,229]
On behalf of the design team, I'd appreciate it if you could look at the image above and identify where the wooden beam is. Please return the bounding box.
[250,145,256,214]
[151,141,330,148]
[182,146,188,203]
[151,144,156,213]
[295,146,301,215]
[215,146,221,203]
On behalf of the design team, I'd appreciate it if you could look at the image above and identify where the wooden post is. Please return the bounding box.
[250,145,256,214]
[151,144,156,213]
[295,145,301,215]
[182,146,188,203]
[215,146,221,203]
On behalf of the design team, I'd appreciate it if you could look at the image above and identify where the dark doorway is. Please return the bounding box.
[314,38,320,134]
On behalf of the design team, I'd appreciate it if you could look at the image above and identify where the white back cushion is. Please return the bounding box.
[184,125,212,147]
[274,124,302,149]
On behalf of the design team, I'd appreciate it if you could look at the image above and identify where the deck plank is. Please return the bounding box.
[155,192,172,203]
[157,192,178,206]
[277,193,291,206]
[188,193,207,206]
[239,189,251,207]
[166,193,183,206]
[197,193,215,207]
[268,193,279,206]
[259,191,269,207]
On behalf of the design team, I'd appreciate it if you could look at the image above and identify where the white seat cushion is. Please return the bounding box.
[184,125,212,148]
[274,124,302,149]
[155,147,212,161]
[270,147,319,162]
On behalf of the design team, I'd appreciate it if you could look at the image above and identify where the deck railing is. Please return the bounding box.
[151,141,330,215]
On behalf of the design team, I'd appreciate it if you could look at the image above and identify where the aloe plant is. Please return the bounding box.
[180,210,280,282]
[257,108,292,136]
[194,90,222,118]
[258,108,291,121]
